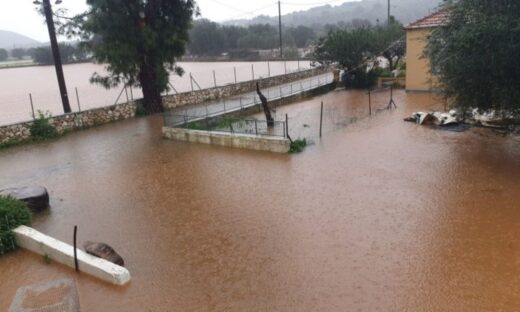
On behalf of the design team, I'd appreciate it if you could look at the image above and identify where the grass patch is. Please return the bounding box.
[0,196,32,255]
[289,138,307,154]
[30,111,58,141]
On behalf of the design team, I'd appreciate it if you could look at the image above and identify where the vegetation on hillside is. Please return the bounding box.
[426,0,520,117]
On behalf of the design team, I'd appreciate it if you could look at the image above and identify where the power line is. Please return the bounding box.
[281,0,347,6]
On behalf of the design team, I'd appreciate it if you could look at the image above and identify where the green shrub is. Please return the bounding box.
[289,139,307,154]
[0,196,32,255]
[30,111,58,140]
[135,105,147,117]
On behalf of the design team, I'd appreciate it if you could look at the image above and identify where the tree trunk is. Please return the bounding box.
[256,82,274,127]
[139,63,163,114]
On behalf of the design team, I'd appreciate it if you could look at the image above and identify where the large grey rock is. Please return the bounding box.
[84,241,125,267]
[0,186,49,213]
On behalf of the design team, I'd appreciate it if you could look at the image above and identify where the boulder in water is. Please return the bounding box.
[84,241,125,267]
[0,186,49,213]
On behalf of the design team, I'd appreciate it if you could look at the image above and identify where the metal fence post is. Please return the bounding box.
[285,113,290,139]
[233,67,237,84]
[73,226,79,272]
[267,61,271,77]
[213,70,217,88]
[255,120,258,136]
[29,93,35,120]
[223,99,226,112]
[298,59,300,71]
[320,101,324,138]
[251,64,255,81]
[368,90,372,116]
[284,61,287,74]
[240,97,243,109]
[75,87,81,112]
[205,102,209,118]
[124,85,129,103]
[190,73,194,92]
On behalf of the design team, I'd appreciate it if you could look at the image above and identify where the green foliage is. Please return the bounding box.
[11,48,26,60]
[0,196,32,255]
[30,111,58,140]
[187,21,316,57]
[135,105,148,117]
[31,44,89,65]
[314,19,405,88]
[289,139,307,154]
[57,0,196,114]
[0,48,8,61]
[426,0,520,115]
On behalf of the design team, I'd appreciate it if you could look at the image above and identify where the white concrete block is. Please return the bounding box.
[13,226,131,286]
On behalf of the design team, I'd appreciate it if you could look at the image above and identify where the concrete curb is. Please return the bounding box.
[13,226,131,286]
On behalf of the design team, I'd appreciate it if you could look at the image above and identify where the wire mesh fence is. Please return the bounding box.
[170,114,287,138]
[281,87,399,141]
[0,61,312,126]
[164,72,334,126]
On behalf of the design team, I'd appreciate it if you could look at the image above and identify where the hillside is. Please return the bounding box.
[227,0,443,28]
[0,30,41,50]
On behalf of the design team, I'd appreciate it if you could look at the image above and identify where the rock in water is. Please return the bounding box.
[0,186,49,213]
[84,241,125,267]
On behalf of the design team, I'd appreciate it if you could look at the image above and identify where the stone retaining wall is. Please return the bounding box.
[0,102,136,145]
[0,67,331,147]
[163,127,291,153]
[163,66,331,109]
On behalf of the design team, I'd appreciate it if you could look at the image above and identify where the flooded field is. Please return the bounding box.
[0,90,519,311]
[0,61,309,125]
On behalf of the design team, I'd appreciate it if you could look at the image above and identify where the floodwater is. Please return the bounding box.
[0,61,310,125]
[0,90,519,311]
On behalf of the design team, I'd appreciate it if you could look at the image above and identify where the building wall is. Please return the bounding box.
[406,28,435,92]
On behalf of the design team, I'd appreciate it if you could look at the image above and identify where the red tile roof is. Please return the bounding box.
[405,10,449,30]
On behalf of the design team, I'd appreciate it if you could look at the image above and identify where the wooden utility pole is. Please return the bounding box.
[42,0,71,113]
[278,1,283,60]
[387,0,391,25]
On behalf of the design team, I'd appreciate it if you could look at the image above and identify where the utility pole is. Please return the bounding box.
[387,0,391,25]
[42,0,72,113]
[278,1,283,60]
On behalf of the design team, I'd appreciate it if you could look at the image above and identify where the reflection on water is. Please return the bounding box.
[0,90,519,311]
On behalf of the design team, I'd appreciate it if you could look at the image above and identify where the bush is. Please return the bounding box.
[289,139,307,154]
[0,196,32,255]
[342,68,378,89]
[30,111,58,140]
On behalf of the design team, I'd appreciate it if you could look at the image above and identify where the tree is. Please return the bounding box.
[426,0,520,115]
[0,49,7,62]
[33,47,54,65]
[314,27,377,88]
[189,19,225,56]
[373,17,405,71]
[288,26,316,48]
[11,48,26,60]
[65,0,197,113]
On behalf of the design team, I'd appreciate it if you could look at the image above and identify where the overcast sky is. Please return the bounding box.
[0,0,352,42]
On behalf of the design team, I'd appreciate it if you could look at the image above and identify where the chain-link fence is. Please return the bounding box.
[281,87,399,141]
[171,114,287,138]
[164,72,334,126]
[0,61,312,126]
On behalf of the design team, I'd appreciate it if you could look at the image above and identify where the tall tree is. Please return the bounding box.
[67,0,197,113]
[11,48,27,60]
[373,17,405,71]
[0,49,7,62]
[427,0,520,115]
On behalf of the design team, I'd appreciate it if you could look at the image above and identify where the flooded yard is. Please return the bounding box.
[0,90,519,311]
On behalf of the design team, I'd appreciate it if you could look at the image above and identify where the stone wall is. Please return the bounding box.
[163,66,331,109]
[0,102,136,145]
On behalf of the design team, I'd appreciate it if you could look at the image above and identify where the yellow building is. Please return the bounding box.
[405,11,448,92]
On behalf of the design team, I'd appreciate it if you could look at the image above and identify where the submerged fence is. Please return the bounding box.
[163,72,334,127]
[285,86,399,140]
[172,115,287,138]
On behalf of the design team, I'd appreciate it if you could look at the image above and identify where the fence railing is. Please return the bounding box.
[164,73,334,127]
[0,61,312,127]
[168,114,287,138]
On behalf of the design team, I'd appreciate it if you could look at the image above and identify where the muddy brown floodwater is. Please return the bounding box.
[1,90,519,311]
